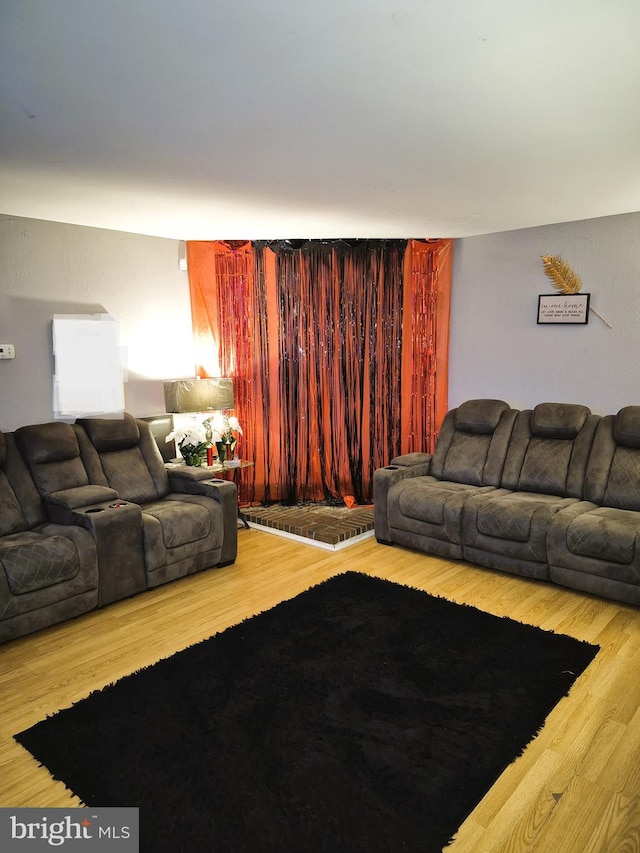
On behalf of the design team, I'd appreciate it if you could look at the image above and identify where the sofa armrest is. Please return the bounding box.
[373,458,433,543]
[389,452,433,469]
[43,499,147,606]
[168,476,238,565]
[46,485,120,510]
[168,470,236,499]
[165,465,217,485]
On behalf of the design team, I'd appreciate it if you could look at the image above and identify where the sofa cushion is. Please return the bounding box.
[397,480,476,525]
[78,413,141,452]
[440,432,495,486]
[99,448,162,504]
[454,399,510,434]
[501,405,598,498]
[430,400,516,488]
[612,406,640,449]
[16,422,81,463]
[518,437,574,496]
[476,493,562,542]
[0,531,80,595]
[603,448,640,511]
[140,495,223,573]
[15,423,91,497]
[565,507,639,565]
[530,403,590,439]
[142,500,211,549]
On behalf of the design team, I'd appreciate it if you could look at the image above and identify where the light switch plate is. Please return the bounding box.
[0,344,15,359]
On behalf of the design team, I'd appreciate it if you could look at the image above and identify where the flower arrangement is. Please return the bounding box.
[166,424,209,467]
[208,413,243,444]
[205,413,243,463]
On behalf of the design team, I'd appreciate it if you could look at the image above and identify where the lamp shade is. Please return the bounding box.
[163,378,234,413]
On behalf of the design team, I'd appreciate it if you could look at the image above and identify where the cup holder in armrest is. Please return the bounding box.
[385,465,400,470]
[84,502,128,513]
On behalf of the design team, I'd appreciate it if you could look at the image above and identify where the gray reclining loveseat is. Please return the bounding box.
[0,414,238,643]
[374,398,640,606]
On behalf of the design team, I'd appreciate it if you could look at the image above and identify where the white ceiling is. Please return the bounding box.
[1,0,640,241]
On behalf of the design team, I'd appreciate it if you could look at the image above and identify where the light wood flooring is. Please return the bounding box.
[1,526,639,852]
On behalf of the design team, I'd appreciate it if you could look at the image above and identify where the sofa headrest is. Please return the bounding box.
[16,422,80,464]
[613,406,640,448]
[530,403,591,439]
[77,412,141,452]
[454,399,510,434]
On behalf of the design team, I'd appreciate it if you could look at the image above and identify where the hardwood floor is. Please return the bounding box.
[1,527,639,851]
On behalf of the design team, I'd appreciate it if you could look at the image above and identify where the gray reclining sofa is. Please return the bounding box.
[374,398,640,606]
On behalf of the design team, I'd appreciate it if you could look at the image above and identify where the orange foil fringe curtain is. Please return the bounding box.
[187,239,452,506]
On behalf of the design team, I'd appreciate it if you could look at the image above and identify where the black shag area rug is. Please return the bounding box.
[15,572,598,852]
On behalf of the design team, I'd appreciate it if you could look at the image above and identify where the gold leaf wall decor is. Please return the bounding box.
[541,255,583,294]
[539,254,612,328]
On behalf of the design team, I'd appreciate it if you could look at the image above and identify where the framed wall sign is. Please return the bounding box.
[537,293,590,324]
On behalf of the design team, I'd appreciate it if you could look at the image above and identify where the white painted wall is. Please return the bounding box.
[449,211,640,416]
[0,215,195,431]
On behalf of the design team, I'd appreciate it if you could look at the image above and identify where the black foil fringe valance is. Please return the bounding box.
[253,238,407,256]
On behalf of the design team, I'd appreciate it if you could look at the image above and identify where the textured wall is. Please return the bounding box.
[3,210,640,432]
[0,215,195,430]
[449,211,640,415]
